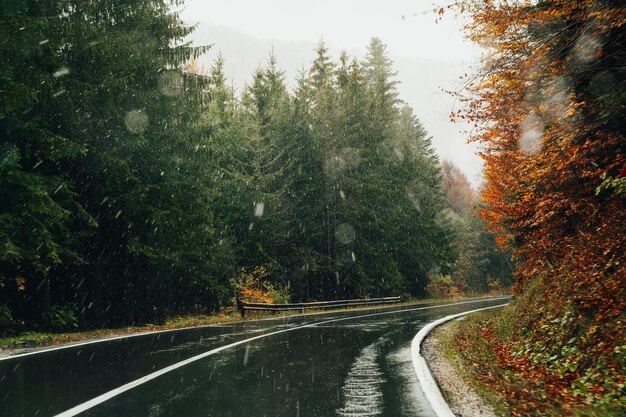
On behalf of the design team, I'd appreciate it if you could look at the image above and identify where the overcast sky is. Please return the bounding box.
[179,0,485,185]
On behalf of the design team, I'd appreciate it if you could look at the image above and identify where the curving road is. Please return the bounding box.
[0,297,509,417]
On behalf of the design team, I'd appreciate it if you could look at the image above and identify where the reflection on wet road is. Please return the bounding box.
[0,297,508,417]
[337,339,385,416]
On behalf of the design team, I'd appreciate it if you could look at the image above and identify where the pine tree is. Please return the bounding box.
[363,37,400,130]
[283,70,328,300]
[1,0,214,327]
[0,1,91,324]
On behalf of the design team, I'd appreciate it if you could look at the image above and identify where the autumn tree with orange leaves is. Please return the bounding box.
[451,0,625,412]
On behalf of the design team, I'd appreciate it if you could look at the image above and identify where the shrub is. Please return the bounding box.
[0,303,13,333]
[231,264,290,305]
[426,274,455,299]
[41,304,78,332]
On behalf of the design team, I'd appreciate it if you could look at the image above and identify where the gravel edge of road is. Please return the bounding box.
[411,304,507,417]
[423,320,499,417]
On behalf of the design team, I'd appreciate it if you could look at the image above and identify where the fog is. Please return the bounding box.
[180,1,485,185]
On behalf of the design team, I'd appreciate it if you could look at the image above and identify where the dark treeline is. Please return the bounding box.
[0,0,511,332]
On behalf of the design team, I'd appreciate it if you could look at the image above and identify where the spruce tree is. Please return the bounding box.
[1,0,213,327]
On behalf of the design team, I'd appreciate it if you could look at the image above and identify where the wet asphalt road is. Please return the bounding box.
[0,297,508,417]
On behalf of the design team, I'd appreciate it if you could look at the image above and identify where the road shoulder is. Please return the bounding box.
[423,319,501,417]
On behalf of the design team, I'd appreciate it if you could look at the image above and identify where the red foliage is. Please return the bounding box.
[452,0,626,411]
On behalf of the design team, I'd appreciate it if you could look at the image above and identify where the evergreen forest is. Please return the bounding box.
[0,0,511,332]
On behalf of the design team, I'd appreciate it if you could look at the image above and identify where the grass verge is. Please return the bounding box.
[440,305,625,417]
[430,319,512,416]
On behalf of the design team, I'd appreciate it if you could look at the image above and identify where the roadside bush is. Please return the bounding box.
[231,264,290,305]
[41,304,78,332]
[0,303,13,334]
[426,274,459,299]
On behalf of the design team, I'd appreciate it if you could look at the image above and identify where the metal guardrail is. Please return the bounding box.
[237,296,401,317]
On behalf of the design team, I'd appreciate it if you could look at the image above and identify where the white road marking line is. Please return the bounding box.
[410,303,508,417]
[51,296,509,417]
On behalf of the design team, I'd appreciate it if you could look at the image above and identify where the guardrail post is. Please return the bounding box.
[237,298,246,317]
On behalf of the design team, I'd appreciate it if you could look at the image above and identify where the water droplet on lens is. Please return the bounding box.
[124,110,149,134]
